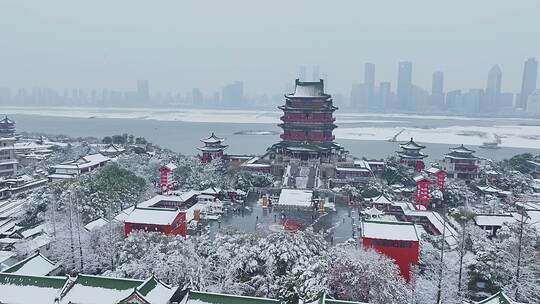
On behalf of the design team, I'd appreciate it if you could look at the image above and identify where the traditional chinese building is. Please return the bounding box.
[413,175,431,209]
[426,166,447,192]
[361,220,419,282]
[397,138,427,172]
[443,144,480,180]
[198,133,228,164]
[269,79,344,162]
[159,163,177,194]
[0,116,16,138]
[124,207,187,238]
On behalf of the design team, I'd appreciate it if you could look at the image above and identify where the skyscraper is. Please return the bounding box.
[485,64,502,111]
[430,71,444,108]
[431,71,444,95]
[221,81,244,108]
[519,58,538,110]
[137,80,150,102]
[364,63,375,108]
[379,82,391,108]
[397,61,412,109]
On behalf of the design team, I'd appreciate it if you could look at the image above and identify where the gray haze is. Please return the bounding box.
[1,0,539,95]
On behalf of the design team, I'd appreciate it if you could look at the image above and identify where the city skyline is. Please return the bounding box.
[1,57,538,114]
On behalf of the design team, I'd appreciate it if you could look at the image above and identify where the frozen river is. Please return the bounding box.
[4,106,540,161]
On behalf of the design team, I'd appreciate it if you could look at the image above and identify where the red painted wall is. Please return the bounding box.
[124,212,187,238]
[362,237,419,282]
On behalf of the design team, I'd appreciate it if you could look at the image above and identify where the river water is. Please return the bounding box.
[5,107,540,161]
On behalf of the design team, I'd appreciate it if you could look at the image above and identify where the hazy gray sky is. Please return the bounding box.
[1,0,539,95]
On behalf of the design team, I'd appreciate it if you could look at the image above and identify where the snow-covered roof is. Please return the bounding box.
[449,144,476,154]
[426,167,442,174]
[99,144,125,154]
[474,214,515,227]
[59,274,144,304]
[286,79,328,98]
[476,185,502,194]
[371,195,393,205]
[183,290,280,304]
[53,153,110,170]
[2,252,57,276]
[473,291,524,304]
[0,251,15,265]
[335,166,371,173]
[0,273,68,304]
[79,153,110,164]
[201,187,222,195]
[161,162,177,171]
[200,132,225,144]
[114,206,135,222]
[399,138,425,150]
[413,175,430,182]
[136,276,176,304]
[125,207,182,226]
[84,218,109,232]
[277,189,313,207]
[361,221,419,241]
[138,194,192,208]
[171,189,200,201]
[363,207,383,217]
[403,209,459,247]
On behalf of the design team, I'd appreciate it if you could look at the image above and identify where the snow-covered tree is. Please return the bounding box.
[328,245,411,304]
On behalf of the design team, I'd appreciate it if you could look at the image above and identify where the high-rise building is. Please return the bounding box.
[519,58,538,110]
[192,88,203,106]
[463,89,484,113]
[137,80,150,102]
[221,81,244,108]
[446,90,462,110]
[397,61,412,109]
[526,90,540,114]
[485,64,502,112]
[379,82,392,109]
[430,71,444,108]
[431,71,444,95]
[350,83,367,110]
[364,63,375,108]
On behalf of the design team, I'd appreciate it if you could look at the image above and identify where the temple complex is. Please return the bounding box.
[198,132,228,164]
[268,79,345,163]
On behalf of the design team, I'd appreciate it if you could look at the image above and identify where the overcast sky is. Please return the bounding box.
[1,0,539,95]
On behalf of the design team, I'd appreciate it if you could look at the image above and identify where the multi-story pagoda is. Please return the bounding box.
[269,79,343,162]
[0,116,16,138]
[198,132,228,164]
[443,144,480,180]
[397,137,427,172]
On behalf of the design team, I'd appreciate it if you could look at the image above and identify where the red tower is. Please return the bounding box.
[198,133,228,164]
[426,167,447,192]
[413,175,431,209]
[270,79,343,161]
[397,138,427,172]
[159,163,177,195]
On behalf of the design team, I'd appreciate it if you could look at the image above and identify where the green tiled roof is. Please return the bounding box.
[137,276,158,296]
[0,273,67,289]
[74,274,143,290]
[186,291,279,304]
